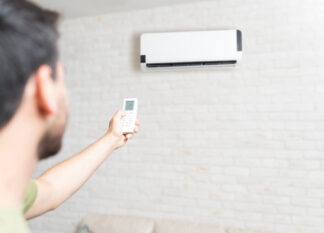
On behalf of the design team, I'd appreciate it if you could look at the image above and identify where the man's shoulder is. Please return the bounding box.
[0,206,31,233]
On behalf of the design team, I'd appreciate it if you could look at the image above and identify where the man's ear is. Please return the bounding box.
[35,65,57,115]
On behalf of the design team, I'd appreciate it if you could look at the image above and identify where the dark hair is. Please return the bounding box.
[0,0,59,129]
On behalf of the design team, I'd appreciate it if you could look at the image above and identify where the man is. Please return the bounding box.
[0,0,140,232]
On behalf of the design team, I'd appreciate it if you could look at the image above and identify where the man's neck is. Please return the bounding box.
[0,115,41,209]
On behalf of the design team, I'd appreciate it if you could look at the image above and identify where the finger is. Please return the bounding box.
[114,110,126,120]
[126,134,133,140]
[135,120,140,126]
[134,127,139,133]
[121,111,126,118]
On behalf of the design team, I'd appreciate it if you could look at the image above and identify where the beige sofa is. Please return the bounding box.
[78,214,271,233]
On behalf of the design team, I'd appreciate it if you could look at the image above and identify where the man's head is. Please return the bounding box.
[0,0,69,160]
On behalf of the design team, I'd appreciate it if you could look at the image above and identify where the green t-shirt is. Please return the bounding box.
[0,180,38,233]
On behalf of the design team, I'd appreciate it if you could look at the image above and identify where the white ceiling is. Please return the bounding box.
[34,0,206,19]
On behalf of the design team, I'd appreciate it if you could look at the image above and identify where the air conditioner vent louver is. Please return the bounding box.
[146,60,237,68]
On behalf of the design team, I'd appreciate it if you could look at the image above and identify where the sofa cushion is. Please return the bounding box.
[226,228,270,233]
[154,219,226,233]
[79,214,272,233]
[79,214,154,233]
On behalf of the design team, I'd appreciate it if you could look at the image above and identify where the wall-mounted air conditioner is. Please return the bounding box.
[140,30,242,71]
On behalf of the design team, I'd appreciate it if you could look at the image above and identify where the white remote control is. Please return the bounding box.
[122,98,138,134]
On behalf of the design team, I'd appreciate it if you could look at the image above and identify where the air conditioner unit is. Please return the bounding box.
[140,30,242,71]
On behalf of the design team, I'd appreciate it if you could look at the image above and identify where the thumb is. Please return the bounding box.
[114,110,126,120]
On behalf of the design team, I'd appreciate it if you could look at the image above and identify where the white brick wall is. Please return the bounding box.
[29,0,324,232]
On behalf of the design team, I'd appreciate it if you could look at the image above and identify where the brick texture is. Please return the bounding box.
[29,0,324,232]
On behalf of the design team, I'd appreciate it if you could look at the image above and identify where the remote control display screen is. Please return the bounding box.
[125,101,134,110]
